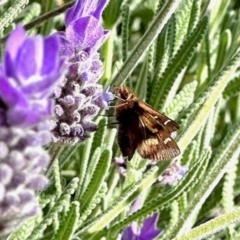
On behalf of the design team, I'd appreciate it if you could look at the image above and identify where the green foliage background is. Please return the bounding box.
[1,0,240,239]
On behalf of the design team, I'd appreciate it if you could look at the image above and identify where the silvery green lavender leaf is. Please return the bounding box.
[0,25,65,235]
[50,0,114,144]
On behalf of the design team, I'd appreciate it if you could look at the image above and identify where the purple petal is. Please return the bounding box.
[0,76,28,108]
[41,34,60,76]
[65,0,99,25]
[89,30,110,53]
[140,213,161,239]
[7,100,53,126]
[56,32,74,57]
[3,26,26,78]
[93,0,108,19]
[160,162,188,185]
[15,37,42,82]
[66,17,104,51]
[122,225,135,240]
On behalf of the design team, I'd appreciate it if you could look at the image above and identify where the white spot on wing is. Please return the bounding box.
[164,119,171,125]
[164,137,172,144]
[171,131,177,139]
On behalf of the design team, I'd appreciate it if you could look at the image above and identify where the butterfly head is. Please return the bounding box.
[115,86,135,101]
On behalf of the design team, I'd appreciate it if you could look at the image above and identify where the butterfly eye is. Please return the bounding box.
[118,91,128,100]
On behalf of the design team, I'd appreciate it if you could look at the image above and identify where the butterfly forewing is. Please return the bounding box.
[115,86,180,161]
[137,100,179,133]
[117,109,142,160]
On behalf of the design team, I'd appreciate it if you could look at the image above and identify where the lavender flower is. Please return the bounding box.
[122,198,162,240]
[0,26,65,235]
[157,161,188,185]
[51,0,113,144]
[114,157,188,185]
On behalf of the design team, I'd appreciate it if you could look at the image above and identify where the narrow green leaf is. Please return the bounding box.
[174,0,195,53]
[81,147,101,195]
[103,128,117,151]
[214,29,232,73]
[52,202,80,240]
[121,4,130,62]
[148,16,175,101]
[90,118,107,159]
[109,0,183,88]
[21,3,41,25]
[175,207,240,240]
[52,158,62,196]
[209,0,230,39]
[75,136,93,199]
[28,178,79,240]
[8,215,41,240]
[178,51,240,152]
[149,16,208,110]
[108,149,210,237]
[181,140,197,166]
[165,80,198,118]
[77,166,160,237]
[221,157,238,236]
[167,121,240,239]
[80,149,111,212]
[78,183,108,226]
[187,0,201,33]
[223,77,240,99]
[0,0,29,34]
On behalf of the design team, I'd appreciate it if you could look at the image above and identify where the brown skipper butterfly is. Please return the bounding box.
[115,86,180,161]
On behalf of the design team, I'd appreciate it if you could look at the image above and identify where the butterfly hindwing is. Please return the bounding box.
[137,125,180,161]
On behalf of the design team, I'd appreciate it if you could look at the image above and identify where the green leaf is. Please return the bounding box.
[80,149,111,213]
[8,215,41,240]
[81,147,101,195]
[108,149,210,237]
[90,118,107,159]
[28,178,79,240]
[121,4,130,62]
[150,17,175,93]
[174,0,196,53]
[52,158,62,196]
[223,77,240,99]
[181,140,197,166]
[165,80,198,118]
[75,136,94,199]
[186,0,201,33]
[21,3,41,25]
[175,207,240,240]
[167,121,240,239]
[149,16,208,110]
[77,166,160,238]
[178,51,240,152]
[78,183,108,226]
[109,0,183,88]
[0,0,29,34]
[51,202,80,240]
[221,156,238,236]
